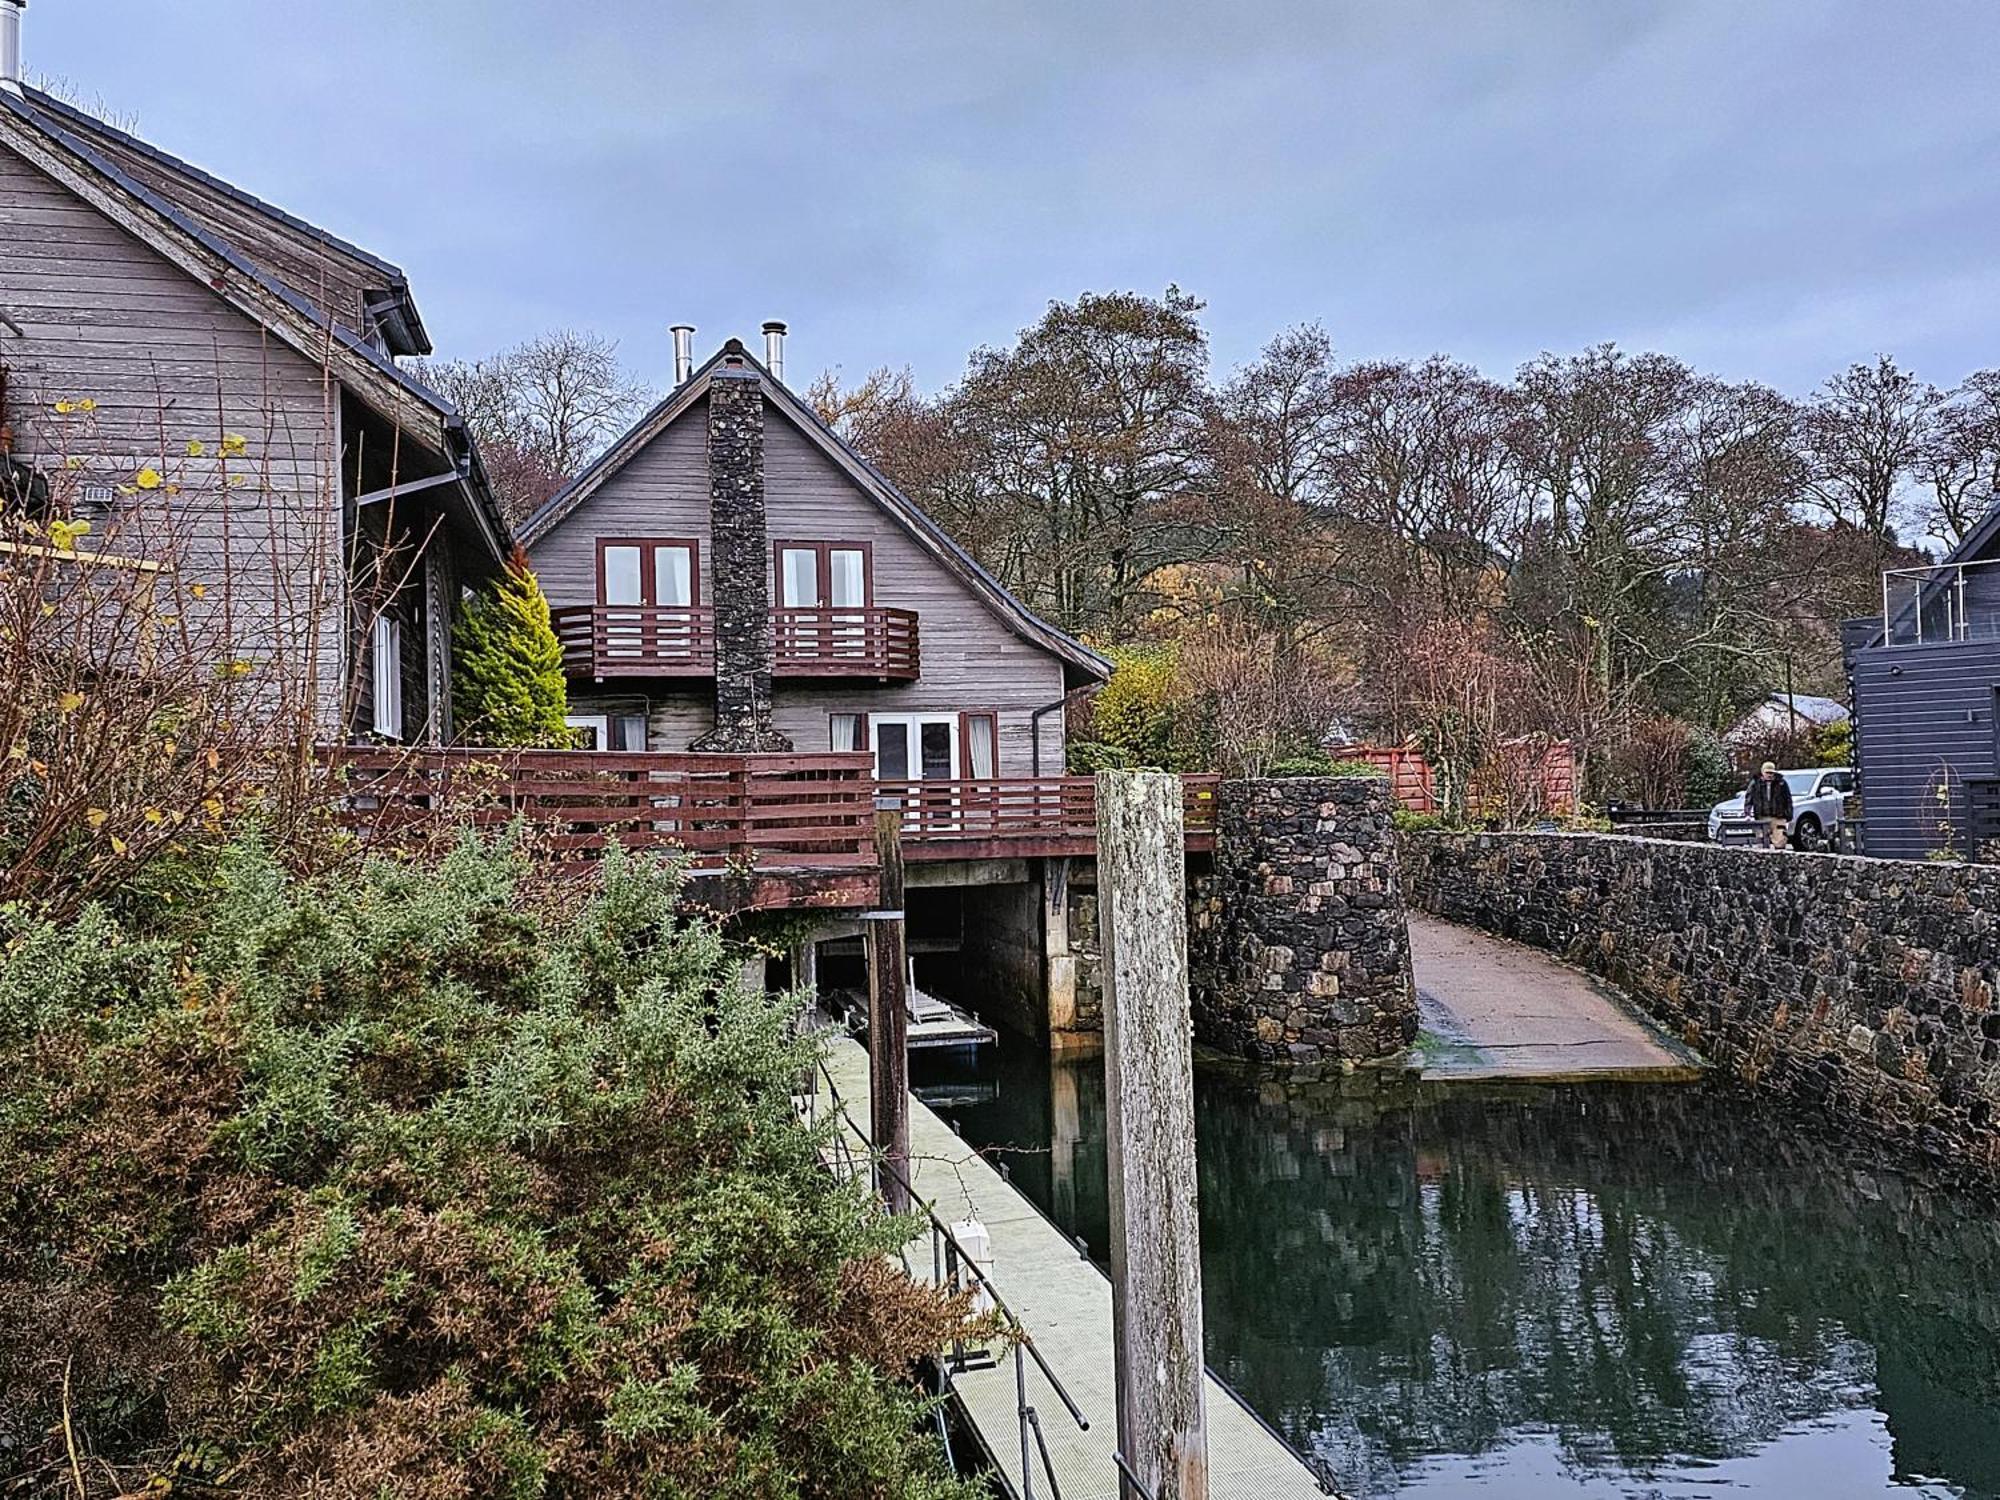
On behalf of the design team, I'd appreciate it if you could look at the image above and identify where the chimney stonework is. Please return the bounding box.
[688,359,792,753]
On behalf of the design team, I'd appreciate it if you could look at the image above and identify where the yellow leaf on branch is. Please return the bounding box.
[85,808,108,828]
[56,691,85,714]
[135,467,164,491]
[186,439,206,458]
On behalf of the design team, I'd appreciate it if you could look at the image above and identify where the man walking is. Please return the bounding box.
[1744,761,1793,849]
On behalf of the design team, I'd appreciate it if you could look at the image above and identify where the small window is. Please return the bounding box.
[565,713,609,750]
[830,712,867,753]
[371,615,403,740]
[963,713,997,780]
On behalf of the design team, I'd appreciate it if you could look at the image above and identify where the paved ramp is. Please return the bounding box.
[1409,915,1703,1083]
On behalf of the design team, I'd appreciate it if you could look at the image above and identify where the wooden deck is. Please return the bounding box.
[332,749,1217,902]
[815,1036,1329,1499]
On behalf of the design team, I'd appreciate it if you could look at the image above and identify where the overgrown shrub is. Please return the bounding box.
[1081,643,1198,769]
[0,837,979,1498]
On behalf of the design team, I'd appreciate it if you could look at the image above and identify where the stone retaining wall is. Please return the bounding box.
[1190,777,1416,1065]
[1403,831,2000,1180]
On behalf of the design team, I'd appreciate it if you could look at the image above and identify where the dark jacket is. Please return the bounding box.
[1745,774,1793,820]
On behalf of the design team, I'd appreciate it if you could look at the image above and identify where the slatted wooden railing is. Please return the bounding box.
[332,749,878,867]
[877,774,1220,856]
[549,605,920,681]
[331,752,1220,872]
[550,606,716,678]
[772,607,919,679]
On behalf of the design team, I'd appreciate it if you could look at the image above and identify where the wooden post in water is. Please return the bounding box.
[865,807,911,1214]
[1096,770,1208,1500]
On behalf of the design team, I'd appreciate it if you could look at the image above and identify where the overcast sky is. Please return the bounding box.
[28,1,2000,398]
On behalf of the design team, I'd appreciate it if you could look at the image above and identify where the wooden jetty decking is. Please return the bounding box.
[816,1036,1329,1500]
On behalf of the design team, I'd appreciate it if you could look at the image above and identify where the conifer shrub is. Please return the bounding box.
[453,547,573,747]
[0,838,981,1498]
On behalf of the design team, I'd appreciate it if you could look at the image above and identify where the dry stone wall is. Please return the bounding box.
[1403,831,2000,1181]
[1189,777,1417,1065]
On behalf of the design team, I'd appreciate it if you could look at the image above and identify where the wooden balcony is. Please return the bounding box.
[331,749,1219,905]
[549,605,919,681]
[877,776,1219,860]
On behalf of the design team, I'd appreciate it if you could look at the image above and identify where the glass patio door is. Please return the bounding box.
[871,713,958,828]
[600,539,695,662]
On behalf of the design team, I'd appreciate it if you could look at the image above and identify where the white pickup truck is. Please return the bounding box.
[1708,767,1855,850]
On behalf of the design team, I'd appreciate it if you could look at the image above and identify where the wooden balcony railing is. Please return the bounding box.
[332,748,878,868]
[331,752,1219,877]
[551,606,715,678]
[877,775,1219,856]
[772,607,919,679]
[550,605,919,681]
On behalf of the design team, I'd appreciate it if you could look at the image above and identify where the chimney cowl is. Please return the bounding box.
[761,321,787,384]
[670,323,695,386]
[0,0,25,98]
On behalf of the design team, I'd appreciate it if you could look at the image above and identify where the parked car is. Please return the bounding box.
[1707,767,1856,850]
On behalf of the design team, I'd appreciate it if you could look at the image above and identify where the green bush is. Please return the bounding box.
[1264,754,1380,778]
[1079,644,1208,770]
[1065,738,1136,774]
[1393,809,1447,834]
[0,837,980,1498]
[453,547,572,746]
[1683,729,1737,808]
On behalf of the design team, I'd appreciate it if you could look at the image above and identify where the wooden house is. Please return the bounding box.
[0,65,508,741]
[1846,519,2000,859]
[516,330,1111,784]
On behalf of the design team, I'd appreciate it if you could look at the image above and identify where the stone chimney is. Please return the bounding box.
[688,341,792,752]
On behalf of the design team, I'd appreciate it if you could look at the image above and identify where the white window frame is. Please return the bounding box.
[371,615,403,740]
[565,713,610,751]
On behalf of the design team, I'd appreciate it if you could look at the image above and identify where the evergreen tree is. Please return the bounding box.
[452,546,571,745]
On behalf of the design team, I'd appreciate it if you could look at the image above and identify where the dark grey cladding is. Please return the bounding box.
[689,359,791,753]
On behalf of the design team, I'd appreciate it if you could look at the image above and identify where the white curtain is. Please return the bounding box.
[830,713,864,752]
[966,715,996,779]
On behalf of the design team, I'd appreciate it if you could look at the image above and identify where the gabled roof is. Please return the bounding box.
[0,88,507,564]
[1945,501,2000,569]
[23,85,432,357]
[517,341,1112,685]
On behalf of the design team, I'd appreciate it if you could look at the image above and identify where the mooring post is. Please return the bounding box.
[1096,770,1208,1500]
[866,806,911,1214]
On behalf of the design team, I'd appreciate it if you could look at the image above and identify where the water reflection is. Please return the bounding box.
[915,1041,2000,1499]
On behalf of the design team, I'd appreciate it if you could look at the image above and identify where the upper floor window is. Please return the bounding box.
[598,538,698,608]
[776,541,869,610]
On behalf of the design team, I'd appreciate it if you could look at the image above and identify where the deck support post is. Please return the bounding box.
[865,807,911,1215]
[1041,856,1079,1037]
[1096,770,1208,1500]
[1096,776,1200,1500]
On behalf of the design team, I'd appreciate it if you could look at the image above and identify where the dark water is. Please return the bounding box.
[911,1037,2000,1500]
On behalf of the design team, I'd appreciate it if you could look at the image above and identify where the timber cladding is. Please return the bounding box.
[1403,831,2000,1190]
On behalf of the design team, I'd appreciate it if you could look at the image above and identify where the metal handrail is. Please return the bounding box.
[807,1054,1091,1497]
[813,1058,1092,1429]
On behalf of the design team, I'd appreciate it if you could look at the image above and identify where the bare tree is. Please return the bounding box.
[1800,355,1938,566]
[411,331,650,524]
[1921,369,2000,547]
